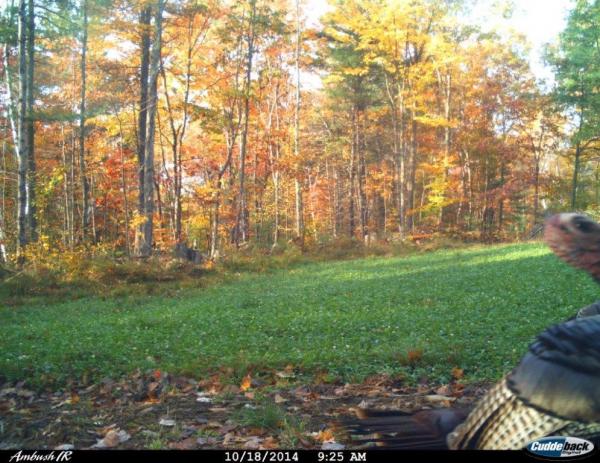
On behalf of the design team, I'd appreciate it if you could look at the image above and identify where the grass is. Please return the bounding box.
[1,242,598,388]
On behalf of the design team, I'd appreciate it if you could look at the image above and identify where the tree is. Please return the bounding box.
[548,0,600,209]
[134,0,163,257]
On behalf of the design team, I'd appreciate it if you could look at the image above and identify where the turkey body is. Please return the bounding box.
[346,315,600,450]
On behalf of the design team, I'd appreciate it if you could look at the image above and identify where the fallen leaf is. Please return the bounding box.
[452,367,464,380]
[222,432,236,446]
[333,387,346,396]
[315,429,335,443]
[92,429,120,448]
[209,407,228,413]
[435,384,451,396]
[221,384,240,394]
[274,394,286,404]
[240,374,252,392]
[261,437,278,449]
[219,424,238,434]
[206,420,223,428]
[357,400,371,409]
[54,444,75,451]
[407,349,423,364]
[169,437,197,450]
[243,436,262,449]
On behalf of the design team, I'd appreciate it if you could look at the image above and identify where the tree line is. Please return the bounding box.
[0,0,598,262]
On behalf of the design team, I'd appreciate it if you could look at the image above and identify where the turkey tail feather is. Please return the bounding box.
[341,408,469,449]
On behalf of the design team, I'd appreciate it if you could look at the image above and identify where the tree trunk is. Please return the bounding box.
[234,0,257,246]
[349,107,357,238]
[135,0,163,257]
[405,112,417,231]
[532,153,540,228]
[436,69,451,229]
[0,141,7,262]
[17,0,28,251]
[26,0,36,242]
[2,44,19,160]
[293,0,304,245]
[117,117,130,257]
[571,142,581,209]
[137,6,151,216]
[79,0,90,242]
[357,110,368,242]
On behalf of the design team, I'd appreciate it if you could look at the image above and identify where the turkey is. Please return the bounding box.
[342,213,600,449]
[544,212,600,284]
[545,213,600,318]
[343,316,600,449]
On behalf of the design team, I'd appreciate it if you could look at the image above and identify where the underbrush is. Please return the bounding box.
[1,234,477,306]
[0,246,213,306]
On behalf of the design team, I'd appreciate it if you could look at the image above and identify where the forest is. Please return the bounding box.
[3,0,600,454]
[1,0,597,264]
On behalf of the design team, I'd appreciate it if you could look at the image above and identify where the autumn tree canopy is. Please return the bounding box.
[0,0,589,261]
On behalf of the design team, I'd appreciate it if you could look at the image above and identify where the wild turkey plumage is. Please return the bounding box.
[345,316,600,449]
[343,213,600,449]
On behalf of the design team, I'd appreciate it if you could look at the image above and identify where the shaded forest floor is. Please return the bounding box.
[2,242,598,449]
[0,372,489,450]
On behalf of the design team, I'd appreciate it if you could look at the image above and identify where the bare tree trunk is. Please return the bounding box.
[69,124,76,245]
[293,0,304,245]
[268,80,282,247]
[117,117,130,257]
[571,142,581,209]
[349,107,357,238]
[89,171,97,241]
[79,0,90,242]
[137,6,151,217]
[358,111,368,242]
[2,44,19,159]
[398,89,405,237]
[234,0,256,246]
[436,69,451,229]
[384,73,404,237]
[532,153,540,228]
[61,124,71,247]
[135,0,163,257]
[25,0,36,242]
[17,0,28,251]
[406,112,417,232]
[0,139,7,262]
[498,158,506,233]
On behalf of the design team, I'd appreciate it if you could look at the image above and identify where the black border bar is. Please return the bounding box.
[2,449,596,463]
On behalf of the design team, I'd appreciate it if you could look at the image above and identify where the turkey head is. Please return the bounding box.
[545,213,600,283]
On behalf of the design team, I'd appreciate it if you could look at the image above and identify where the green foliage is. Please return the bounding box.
[233,401,289,431]
[1,242,596,389]
[547,0,600,141]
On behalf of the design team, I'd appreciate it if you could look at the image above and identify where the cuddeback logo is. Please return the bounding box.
[526,436,595,459]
